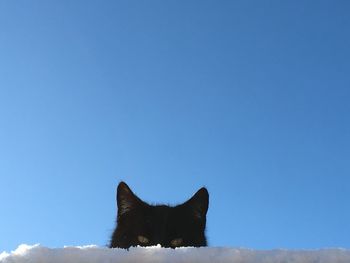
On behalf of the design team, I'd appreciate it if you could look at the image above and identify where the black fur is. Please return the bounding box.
[110,182,209,248]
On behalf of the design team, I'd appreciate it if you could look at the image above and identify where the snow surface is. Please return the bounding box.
[1,244,350,263]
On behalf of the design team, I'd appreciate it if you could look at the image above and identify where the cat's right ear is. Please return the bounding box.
[116,182,140,216]
[187,187,209,219]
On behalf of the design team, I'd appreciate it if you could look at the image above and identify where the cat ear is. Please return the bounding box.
[116,182,141,216]
[187,187,209,219]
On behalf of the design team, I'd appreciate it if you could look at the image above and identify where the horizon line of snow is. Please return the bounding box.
[1,244,350,263]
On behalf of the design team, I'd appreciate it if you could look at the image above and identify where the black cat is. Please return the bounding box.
[110,182,209,248]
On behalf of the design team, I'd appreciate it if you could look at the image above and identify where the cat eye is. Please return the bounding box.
[170,238,183,247]
[137,235,149,244]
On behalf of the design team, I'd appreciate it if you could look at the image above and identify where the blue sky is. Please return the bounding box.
[0,1,349,251]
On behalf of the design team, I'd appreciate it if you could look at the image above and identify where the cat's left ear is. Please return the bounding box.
[116,182,142,216]
[187,187,209,219]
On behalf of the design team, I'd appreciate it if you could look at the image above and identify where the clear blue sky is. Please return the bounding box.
[0,1,349,251]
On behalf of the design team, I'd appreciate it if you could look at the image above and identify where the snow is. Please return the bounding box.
[1,244,350,263]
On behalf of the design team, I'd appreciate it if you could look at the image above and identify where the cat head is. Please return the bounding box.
[110,182,209,248]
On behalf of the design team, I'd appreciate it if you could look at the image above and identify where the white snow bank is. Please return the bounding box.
[1,244,350,263]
